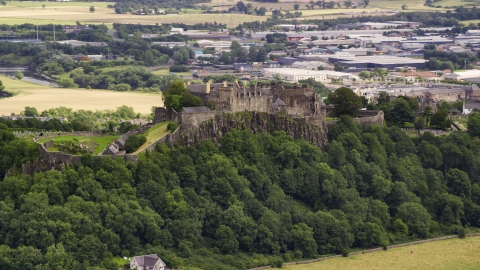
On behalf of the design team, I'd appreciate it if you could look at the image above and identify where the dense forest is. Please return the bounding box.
[2,112,480,269]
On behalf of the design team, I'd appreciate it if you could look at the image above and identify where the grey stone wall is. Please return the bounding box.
[180,111,216,128]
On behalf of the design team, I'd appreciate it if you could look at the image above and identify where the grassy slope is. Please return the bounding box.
[134,122,170,153]
[0,75,163,115]
[38,135,119,155]
[285,237,480,270]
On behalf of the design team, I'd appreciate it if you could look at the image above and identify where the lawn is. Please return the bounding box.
[134,121,171,153]
[111,257,130,268]
[152,69,192,77]
[38,135,119,155]
[285,237,480,270]
[461,19,480,25]
[0,75,164,115]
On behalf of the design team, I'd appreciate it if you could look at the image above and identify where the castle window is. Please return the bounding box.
[247,92,250,97]
[257,91,260,96]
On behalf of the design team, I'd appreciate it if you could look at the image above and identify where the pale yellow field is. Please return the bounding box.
[0,1,265,27]
[285,237,480,270]
[0,75,163,115]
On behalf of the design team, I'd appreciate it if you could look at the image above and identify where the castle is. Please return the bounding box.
[154,81,326,127]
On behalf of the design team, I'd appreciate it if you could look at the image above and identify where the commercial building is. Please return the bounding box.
[444,70,480,81]
[263,68,356,82]
[329,55,427,70]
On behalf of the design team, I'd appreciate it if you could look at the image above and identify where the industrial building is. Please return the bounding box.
[329,55,427,70]
[263,68,356,82]
[444,70,480,81]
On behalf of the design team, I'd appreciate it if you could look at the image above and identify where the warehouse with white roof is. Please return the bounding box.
[263,68,357,82]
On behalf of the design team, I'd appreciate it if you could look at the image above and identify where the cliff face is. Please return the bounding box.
[178,111,328,149]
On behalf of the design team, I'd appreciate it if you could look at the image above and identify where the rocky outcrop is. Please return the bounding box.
[178,111,328,149]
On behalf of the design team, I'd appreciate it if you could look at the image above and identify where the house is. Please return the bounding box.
[130,254,166,270]
[63,25,91,34]
[171,28,184,35]
[463,101,480,114]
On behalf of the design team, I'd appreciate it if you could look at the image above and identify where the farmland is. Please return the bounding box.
[0,1,265,27]
[285,237,480,270]
[37,135,119,155]
[0,75,164,115]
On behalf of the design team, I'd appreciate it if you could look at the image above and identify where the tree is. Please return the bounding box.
[144,50,154,67]
[163,80,202,111]
[42,4,45,9]
[173,48,189,65]
[377,91,390,105]
[389,98,415,127]
[327,87,362,117]
[363,0,370,6]
[290,223,317,258]
[124,134,147,153]
[430,109,451,129]
[15,71,23,80]
[423,106,433,126]
[447,168,471,199]
[397,202,430,238]
[0,79,5,91]
[401,4,407,9]
[0,1,6,6]
[294,3,300,10]
[256,6,267,16]
[467,112,480,137]
[56,78,78,88]
[90,6,95,12]
[414,117,426,132]
[215,225,239,254]
[23,106,39,117]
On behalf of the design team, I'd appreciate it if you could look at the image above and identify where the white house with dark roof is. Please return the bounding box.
[130,254,166,270]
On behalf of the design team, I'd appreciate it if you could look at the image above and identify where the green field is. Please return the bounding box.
[285,237,480,270]
[134,122,171,153]
[0,75,164,115]
[152,68,192,77]
[461,19,480,25]
[38,135,119,155]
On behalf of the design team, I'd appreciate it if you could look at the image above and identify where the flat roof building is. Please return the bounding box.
[329,55,427,70]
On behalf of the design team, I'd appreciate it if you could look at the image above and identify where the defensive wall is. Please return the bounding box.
[5,128,181,177]
[248,233,480,270]
[9,110,383,177]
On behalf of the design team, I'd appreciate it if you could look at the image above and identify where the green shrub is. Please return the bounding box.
[124,134,146,153]
[167,122,179,132]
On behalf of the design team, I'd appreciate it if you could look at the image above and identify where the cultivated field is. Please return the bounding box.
[0,75,163,115]
[38,135,119,155]
[285,237,480,270]
[0,1,265,27]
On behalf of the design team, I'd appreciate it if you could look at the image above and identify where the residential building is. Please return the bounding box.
[130,254,166,270]
[63,25,91,34]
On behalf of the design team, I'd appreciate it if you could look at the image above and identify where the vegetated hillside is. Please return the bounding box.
[1,116,480,269]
